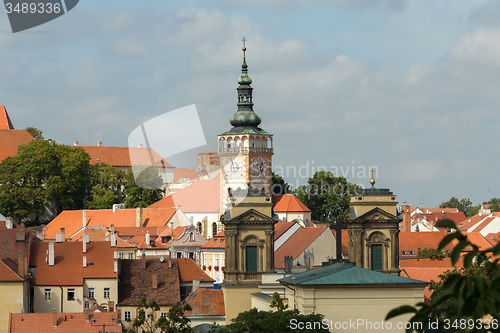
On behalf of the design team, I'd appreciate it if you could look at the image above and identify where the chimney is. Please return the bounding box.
[97,141,102,147]
[401,203,411,233]
[142,254,146,270]
[83,235,87,253]
[117,310,121,324]
[53,309,57,328]
[83,256,87,268]
[84,310,89,322]
[60,228,65,241]
[193,279,200,292]
[108,301,114,312]
[74,141,79,146]
[152,268,157,290]
[136,208,143,227]
[16,226,25,241]
[18,254,26,278]
[5,217,13,229]
[110,224,115,233]
[111,233,116,247]
[48,242,55,266]
[83,210,87,228]
[145,231,150,247]
[55,233,62,243]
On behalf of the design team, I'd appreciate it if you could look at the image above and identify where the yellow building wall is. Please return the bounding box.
[350,195,398,217]
[288,285,425,333]
[34,285,83,313]
[0,282,26,333]
[117,305,172,333]
[201,249,225,283]
[221,285,261,324]
[83,278,118,309]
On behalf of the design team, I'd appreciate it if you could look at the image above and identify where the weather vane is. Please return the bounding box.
[242,36,246,58]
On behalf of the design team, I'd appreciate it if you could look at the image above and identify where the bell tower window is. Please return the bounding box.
[371,244,383,270]
[245,246,258,272]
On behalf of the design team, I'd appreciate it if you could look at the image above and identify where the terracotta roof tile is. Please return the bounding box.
[274,227,327,269]
[185,288,224,316]
[118,258,181,306]
[201,236,225,249]
[0,259,23,281]
[177,258,215,283]
[44,208,176,240]
[458,214,489,230]
[69,229,135,248]
[451,232,492,251]
[148,177,220,213]
[0,130,35,161]
[272,194,310,212]
[0,227,31,282]
[115,227,168,237]
[174,168,199,182]
[0,105,14,129]
[274,222,296,241]
[421,208,459,214]
[401,267,451,299]
[29,241,117,286]
[79,146,173,168]
[399,231,453,257]
[330,229,349,254]
[9,311,120,333]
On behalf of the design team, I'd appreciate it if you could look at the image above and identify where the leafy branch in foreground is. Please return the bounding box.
[386,219,500,332]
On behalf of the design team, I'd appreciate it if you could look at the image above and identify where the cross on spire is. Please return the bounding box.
[242,36,247,58]
[370,168,376,187]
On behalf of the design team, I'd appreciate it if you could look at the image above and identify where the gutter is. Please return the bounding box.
[59,286,63,313]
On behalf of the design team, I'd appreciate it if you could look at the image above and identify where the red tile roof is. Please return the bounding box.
[272,194,310,212]
[29,241,117,286]
[400,267,450,299]
[69,229,135,248]
[185,288,225,316]
[399,257,464,268]
[8,312,121,333]
[331,229,349,254]
[174,168,199,182]
[0,105,14,129]
[148,177,220,213]
[177,258,215,283]
[399,231,453,257]
[0,130,35,161]
[451,232,492,252]
[458,214,488,231]
[274,222,297,241]
[44,208,177,240]
[202,236,225,249]
[0,227,31,282]
[79,146,174,168]
[418,212,467,225]
[420,208,459,214]
[274,227,327,269]
[115,226,168,237]
[118,258,180,306]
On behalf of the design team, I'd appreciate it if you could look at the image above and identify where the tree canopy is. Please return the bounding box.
[386,219,500,332]
[24,126,44,140]
[295,171,360,224]
[272,172,291,195]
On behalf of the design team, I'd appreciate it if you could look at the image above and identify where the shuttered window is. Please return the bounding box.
[371,244,383,270]
[246,246,257,272]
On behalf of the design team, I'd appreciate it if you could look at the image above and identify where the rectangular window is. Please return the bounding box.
[160,312,167,319]
[119,253,124,259]
[84,301,89,309]
[209,258,212,266]
[223,258,225,266]
[189,252,194,259]
[104,288,110,299]
[371,244,383,270]
[177,252,182,258]
[204,258,206,266]
[128,253,134,259]
[124,311,131,321]
[246,246,257,272]
[88,288,94,299]
[67,289,75,301]
[44,289,51,300]
[216,258,219,266]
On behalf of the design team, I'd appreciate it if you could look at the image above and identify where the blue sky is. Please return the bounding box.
[1,0,500,208]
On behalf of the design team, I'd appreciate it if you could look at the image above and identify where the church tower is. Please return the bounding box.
[219,42,277,323]
[347,174,402,276]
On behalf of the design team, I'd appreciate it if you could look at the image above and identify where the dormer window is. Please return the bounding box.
[189,233,194,241]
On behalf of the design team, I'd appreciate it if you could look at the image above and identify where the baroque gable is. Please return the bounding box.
[352,207,401,223]
[222,208,276,225]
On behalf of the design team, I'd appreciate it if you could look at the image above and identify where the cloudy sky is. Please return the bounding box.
[1,0,499,208]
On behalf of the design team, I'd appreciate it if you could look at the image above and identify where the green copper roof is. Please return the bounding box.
[221,47,271,136]
[278,262,428,286]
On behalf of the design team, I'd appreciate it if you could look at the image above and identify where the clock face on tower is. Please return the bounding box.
[224,156,244,179]
[251,156,267,179]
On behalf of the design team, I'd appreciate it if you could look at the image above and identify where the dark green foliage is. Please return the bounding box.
[386,219,500,333]
[272,172,291,195]
[483,198,500,213]
[219,293,329,333]
[24,126,44,140]
[417,247,447,259]
[295,171,360,224]
[439,197,473,215]
[123,166,164,208]
[87,163,126,209]
[128,298,193,333]
[0,139,90,224]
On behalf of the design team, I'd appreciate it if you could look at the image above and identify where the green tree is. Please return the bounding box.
[386,219,500,332]
[24,126,44,140]
[0,139,90,224]
[466,204,480,218]
[123,166,164,208]
[295,171,360,224]
[416,247,446,259]
[439,197,473,215]
[86,163,126,209]
[219,293,328,333]
[483,198,500,213]
[272,172,291,195]
[128,298,193,333]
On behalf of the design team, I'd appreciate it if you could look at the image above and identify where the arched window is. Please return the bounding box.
[189,233,194,241]
[371,244,383,270]
[197,222,202,234]
[212,222,217,238]
[219,138,225,149]
[267,137,272,148]
[246,246,257,272]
